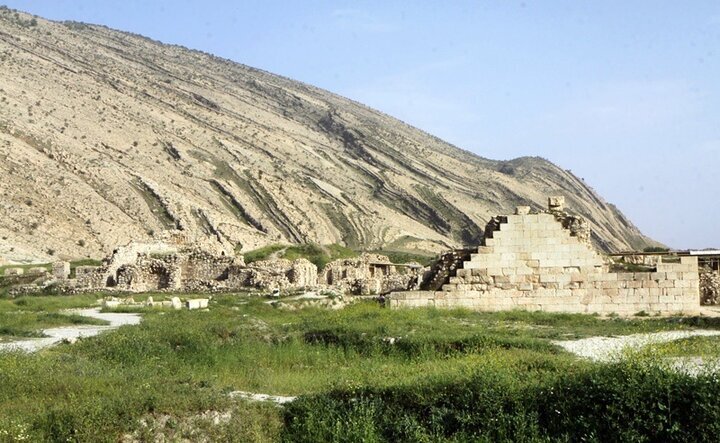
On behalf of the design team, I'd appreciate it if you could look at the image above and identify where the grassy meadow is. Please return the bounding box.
[0,295,105,340]
[0,294,719,441]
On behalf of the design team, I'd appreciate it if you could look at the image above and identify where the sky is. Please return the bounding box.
[4,1,720,249]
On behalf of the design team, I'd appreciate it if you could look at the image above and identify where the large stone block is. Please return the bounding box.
[681,256,698,266]
[683,272,699,281]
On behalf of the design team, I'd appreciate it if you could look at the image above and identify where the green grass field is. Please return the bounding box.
[1,294,719,441]
[0,295,105,339]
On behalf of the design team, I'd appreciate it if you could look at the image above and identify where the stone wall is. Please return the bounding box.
[321,253,421,295]
[104,241,179,285]
[388,204,700,315]
[75,265,108,288]
[289,259,318,288]
[225,258,317,290]
[179,250,237,281]
[52,261,70,279]
[700,267,720,305]
[116,256,183,292]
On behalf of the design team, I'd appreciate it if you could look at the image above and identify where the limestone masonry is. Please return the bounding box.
[3,197,706,315]
[389,198,700,315]
[9,233,420,296]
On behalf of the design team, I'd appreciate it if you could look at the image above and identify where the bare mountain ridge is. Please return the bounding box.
[0,8,656,262]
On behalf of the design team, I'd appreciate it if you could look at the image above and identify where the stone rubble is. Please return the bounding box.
[7,234,420,297]
[101,296,209,310]
[700,267,720,305]
[320,253,422,295]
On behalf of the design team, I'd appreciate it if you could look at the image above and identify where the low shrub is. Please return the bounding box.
[283,361,720,442]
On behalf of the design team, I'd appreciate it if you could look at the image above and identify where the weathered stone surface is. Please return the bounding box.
[321,253,422,295]
[226,257,318,290]
[389,199,700,315]
[52,261,70,279]
[186,299,209,310]
[3,267,24,276]
[548,196,565,211]
[289,259,318,288]
[59,236,317,293]
[171,297,182,309]
[700,267,720,305]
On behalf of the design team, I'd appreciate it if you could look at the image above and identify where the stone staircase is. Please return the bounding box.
[420,248,474,291]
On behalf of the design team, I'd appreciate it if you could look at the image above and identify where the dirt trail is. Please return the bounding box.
[553,330,720,362]
[0,308,141,353]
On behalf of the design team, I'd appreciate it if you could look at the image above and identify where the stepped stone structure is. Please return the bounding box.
[389,198,700,315]
[420,249,474,291]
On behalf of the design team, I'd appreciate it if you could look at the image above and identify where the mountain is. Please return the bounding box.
[0,7,657,262]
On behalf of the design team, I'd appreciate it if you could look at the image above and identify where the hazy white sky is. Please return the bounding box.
[5,1,720,249]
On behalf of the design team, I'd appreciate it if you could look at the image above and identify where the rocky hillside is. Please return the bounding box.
[0,7,657,262]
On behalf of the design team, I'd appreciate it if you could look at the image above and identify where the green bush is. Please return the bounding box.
[243,244,288,264]
[283,362,720,442]
[643,247,670,253]
[243,243,357,270]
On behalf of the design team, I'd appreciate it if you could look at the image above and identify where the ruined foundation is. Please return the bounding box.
[31,237,419,295]
[320,253,422,295]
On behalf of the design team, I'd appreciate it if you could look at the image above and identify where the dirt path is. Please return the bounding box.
[552,330,720,362]
[228,391,296,404]
[0,308,141,353]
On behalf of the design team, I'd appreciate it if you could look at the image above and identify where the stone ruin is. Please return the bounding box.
[700,266,720,305]
[389,197,701,315]
[611,252,719,306]
[102,295,209,310]
[225,258,318,291]
[70,241,313,293]
[3,267,24,276]
[28,197,702,313]
[10,235,421,296]
[320,253,423,295]
[52,261,70,279]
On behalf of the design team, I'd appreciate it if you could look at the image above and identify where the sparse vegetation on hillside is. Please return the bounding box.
[643,246,670,253]
[243,243,357,270]
[365,249,436,267]
[0,7,657,261]
[242,243,434,269]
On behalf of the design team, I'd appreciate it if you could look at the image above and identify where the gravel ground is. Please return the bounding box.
[552,330,720,362]
[228,391,296,404]
[0,308,141,353]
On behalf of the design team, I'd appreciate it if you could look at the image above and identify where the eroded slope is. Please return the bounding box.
[0,8,656,261]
